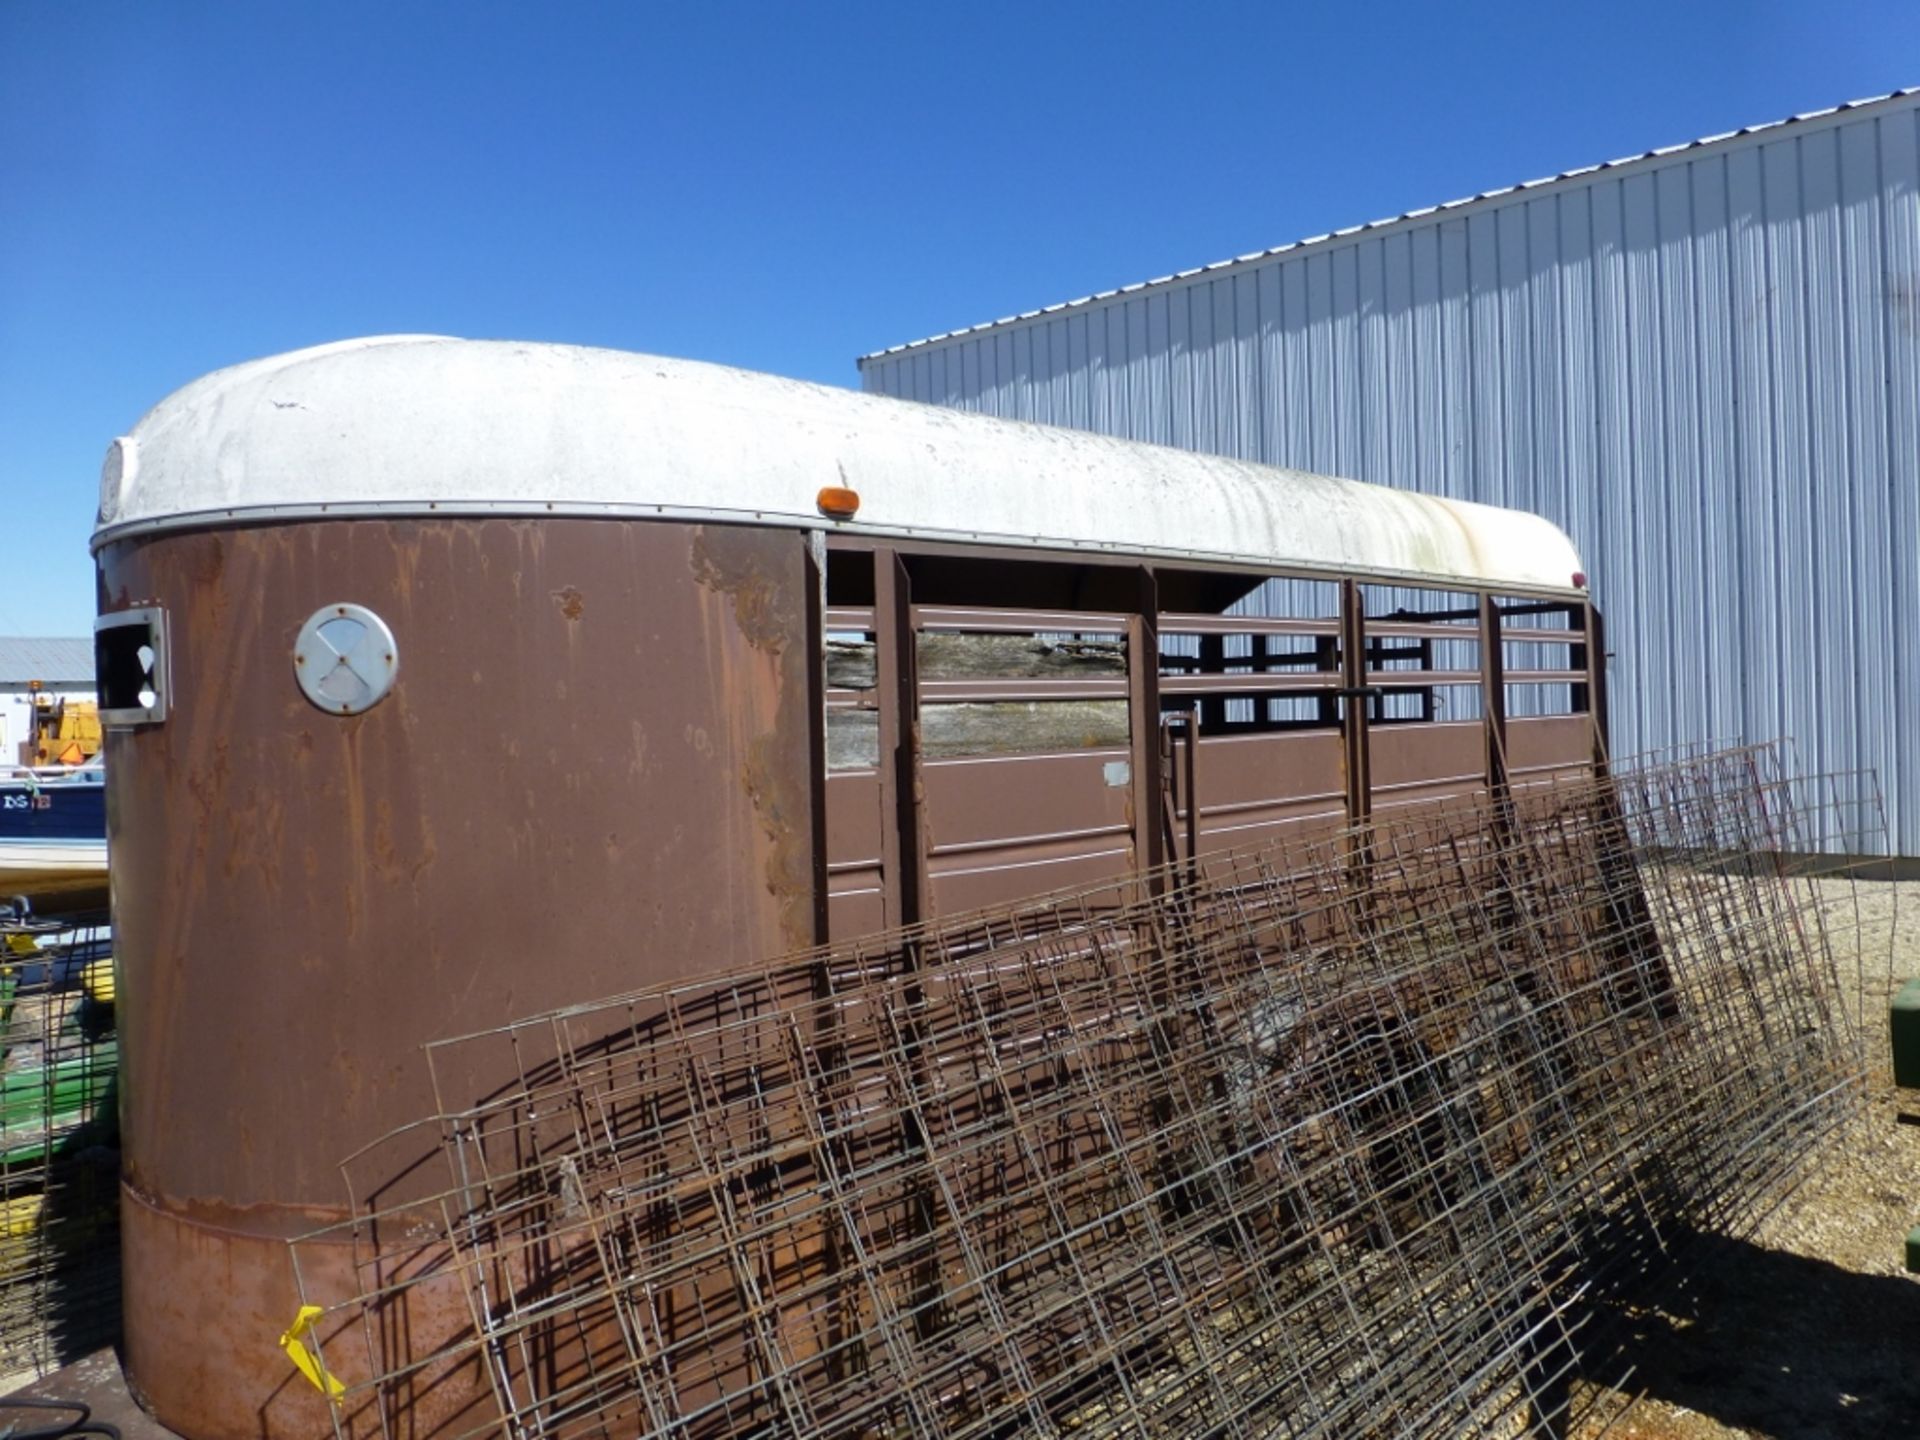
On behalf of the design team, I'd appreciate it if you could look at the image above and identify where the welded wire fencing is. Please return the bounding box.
[0,914,119,1387]
[288,743,1892,1440]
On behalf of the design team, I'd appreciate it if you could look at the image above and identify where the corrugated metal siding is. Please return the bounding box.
[0,637,94,687]
[861,95,1920,856]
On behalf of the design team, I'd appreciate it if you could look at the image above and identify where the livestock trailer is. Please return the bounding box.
[91,337,1604,1438]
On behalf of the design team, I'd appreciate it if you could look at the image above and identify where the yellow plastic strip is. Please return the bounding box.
[278,1304,346,1402]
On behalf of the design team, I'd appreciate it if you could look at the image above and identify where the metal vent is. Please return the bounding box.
[293,604,397,716]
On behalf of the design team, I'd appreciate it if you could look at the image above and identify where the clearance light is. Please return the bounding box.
[817,486,861,519]
[1572,571,1588,589]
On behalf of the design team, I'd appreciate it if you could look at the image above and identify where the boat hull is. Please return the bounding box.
[0,772,108,913]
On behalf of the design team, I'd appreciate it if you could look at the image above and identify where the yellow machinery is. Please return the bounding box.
[24,688,101,768]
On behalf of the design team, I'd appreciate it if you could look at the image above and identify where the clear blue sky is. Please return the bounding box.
[3,1,1913,637]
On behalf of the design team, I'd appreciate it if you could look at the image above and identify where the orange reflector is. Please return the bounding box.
[817,486,861,519]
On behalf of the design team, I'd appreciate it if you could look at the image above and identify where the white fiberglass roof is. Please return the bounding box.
[94,336,1584,594]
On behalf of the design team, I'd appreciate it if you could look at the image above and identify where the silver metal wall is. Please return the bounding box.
[861,93,1920,856]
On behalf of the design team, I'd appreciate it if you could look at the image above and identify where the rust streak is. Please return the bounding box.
[689,527,789,654]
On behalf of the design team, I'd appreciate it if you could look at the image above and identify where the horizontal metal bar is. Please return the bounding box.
[1160,651,1331,672]
[825,606,875,631]
[927,820,1133,859]
[904,671,1576,704]
[1370,603,1483,622]
[913,605,1129,634]
[1362,669,1484,687]
[1365,620,1481,641]
[1371,599,1580,623]
[1157,613,1339,638]
[1497,599,1586,618]
[1161,672,1342,695]
[919,678,1130,702]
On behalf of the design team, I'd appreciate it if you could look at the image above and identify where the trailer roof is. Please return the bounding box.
[94,336,1583,594]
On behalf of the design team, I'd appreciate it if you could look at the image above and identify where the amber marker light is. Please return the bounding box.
[817,485,861,519]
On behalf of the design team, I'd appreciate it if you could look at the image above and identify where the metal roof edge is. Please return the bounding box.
[856,85,1920,366]
[87,497,1586,602]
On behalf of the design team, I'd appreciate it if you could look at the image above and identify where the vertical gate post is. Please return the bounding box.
[1480,594,1521,937]
[1339,579,1373,825]
[1127,567,1167,893]
[874,549,927,930]
[1584,603,1613,769]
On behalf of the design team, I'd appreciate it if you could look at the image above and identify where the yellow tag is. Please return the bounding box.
[278,1304,346,1402]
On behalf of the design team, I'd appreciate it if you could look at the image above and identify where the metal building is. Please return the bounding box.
[860,89,1920,856]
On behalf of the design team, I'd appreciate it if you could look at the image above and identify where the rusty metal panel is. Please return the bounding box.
[1185,730,1347,855]
[1369,720,1489,815]
[96,516,819,1440]
[921,748,1136,914]
[824,770,886,938]
[1508,715,1600,786]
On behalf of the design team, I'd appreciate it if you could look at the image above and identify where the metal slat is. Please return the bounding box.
[1158,613,1339,638]
[919,679,1129,704]
[1160,672,1342,697]
[1361,669,1484,688]
[912,606,1128,635]
[1366,620,1481,641]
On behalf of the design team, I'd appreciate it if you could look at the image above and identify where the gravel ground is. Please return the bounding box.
[1575,876,1920,1439]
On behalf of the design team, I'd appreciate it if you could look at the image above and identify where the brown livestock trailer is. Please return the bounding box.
[91,337,1605,1439]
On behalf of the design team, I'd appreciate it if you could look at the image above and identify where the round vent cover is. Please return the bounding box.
[294,603,398,715]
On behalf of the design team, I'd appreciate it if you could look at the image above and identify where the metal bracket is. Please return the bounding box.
[95,606,170,727]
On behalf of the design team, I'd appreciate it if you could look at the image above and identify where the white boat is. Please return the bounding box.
[0,762,107,912]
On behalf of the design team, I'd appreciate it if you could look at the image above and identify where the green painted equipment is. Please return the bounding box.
[1890,977,1920,1090]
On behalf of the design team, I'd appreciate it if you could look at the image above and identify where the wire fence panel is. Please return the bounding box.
[290,743,1892,1440]
[0,912,118,1388]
